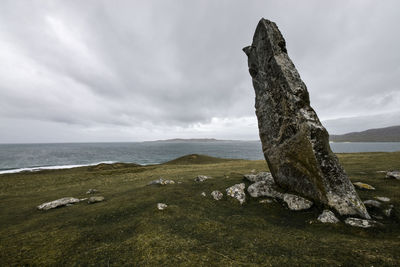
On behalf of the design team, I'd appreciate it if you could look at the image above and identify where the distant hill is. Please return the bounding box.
[330,125,400,142]
[145,138,221,143]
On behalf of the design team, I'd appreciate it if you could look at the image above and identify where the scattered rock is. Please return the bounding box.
[243,18,369,219]
[259,199,273,204]
[317,210,340,223]
[88,196,105,204]
[375,196,390,202]
[211,190,223,200]
[283,194,313,211]
[201,192,206,197]
[244,172,274,183]
[226,183,246,204]
[147,178,175,185]
[386,171,400,180]
[247,180,283,199]
[37,197,80,210]
[86,188,98,194]
[157,203,168,210]
[194,175,211,182]
[344,218,379,228]
[363,200,381,208]
[384,205,394,217]
[353,182,375,190]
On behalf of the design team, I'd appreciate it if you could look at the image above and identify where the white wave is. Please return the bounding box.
[0,161,116,175]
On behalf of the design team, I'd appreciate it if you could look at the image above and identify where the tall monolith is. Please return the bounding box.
[243,18,370,219]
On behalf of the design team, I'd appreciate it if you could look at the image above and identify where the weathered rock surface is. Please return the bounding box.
[226,183,246,204]
[243,18,369,219]
[386,171,400,179]
[317,210,340,223]
[194,175,211,182]
[247,180,283,199]
[283,194,313,211]
[157,203,167,210]
[88,196,105,204]
[147,178,175,185]
[353,182,375,190]
[244,172,273,183]
[363,200,381,208]
[344,218,379,228]
[37,197,80,210]
[211,190,223,201]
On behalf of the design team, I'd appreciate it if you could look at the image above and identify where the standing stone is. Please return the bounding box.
[243,18,369,219]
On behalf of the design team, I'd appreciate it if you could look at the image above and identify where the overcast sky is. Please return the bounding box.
[1,0,399,143]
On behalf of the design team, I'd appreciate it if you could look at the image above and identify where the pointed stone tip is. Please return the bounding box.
[242,46,252,56]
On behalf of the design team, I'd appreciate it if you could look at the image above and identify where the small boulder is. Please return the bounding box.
[375,196,390,202]
[247,180,283,199]
[363,200,381,208]
[194,175,211,182]
[226,183,246,205]
[317,210,339,223]
[283,194,313,211]
[201,192,206,197]
[86,188,98,194]
[211,190,223,200]
[244,172,273,183]
[353,182,375,190]
[344,218,379,228]
[88,196,105,204]
[157,203,167,210]
[37,197,80,210]
[148,178,175,185]
[386,171,400,180]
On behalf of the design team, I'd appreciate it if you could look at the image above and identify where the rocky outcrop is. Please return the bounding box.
[353,182,375,190]
[243,18,369,219]
[37,197,80,210]
[226,183,246,204]
[317,210,339,223]
[386,171,400,179]
[211,190,223,200]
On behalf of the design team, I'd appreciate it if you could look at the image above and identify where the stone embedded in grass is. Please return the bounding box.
[211,190,223,200]
[283,194,313,211]
[375,196,390,202]
[385,171,400,180]
[86,188,98,194]
[147,178,175,185]
[157,203,167,210]
[244,172,273,183]
[201,192,206,197]
[37,197,80,210]
[194,175,211,182]
[226,183,246,205]
[88,196,105,204]
[317,210,339,223]
[353,182,375,190]
[363,200,381,208]
[344,218,379,228]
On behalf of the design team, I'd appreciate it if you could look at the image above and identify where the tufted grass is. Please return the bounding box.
[0,152,399,266]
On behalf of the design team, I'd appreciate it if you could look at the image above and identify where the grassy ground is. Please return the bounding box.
[0,152,399,266]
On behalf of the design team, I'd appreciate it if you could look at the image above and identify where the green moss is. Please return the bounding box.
[0,152,399,266]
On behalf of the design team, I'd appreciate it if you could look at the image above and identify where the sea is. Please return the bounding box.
[0,141,400,174]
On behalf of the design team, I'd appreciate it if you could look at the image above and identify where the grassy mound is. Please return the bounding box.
[0,152,399,266]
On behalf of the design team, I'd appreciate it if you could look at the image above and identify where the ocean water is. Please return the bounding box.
[0,141,399,174]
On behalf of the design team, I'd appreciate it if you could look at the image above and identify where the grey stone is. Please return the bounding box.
[247,180,283,199]
[386,171,400,179]
[194,175,211,182]
[317,210,340,223]
[244,172,273,183]
[375,196,390,202]
[259,199,273,204]
[211,190,223,200]
[157,203,167,210]
[283,194,313,211]
[363,200,381,208]
[344,218,379,228]
[226,183,246,205]
[201,192,206,197]
[37,197,80,210]
[147,178,175,185]
[86,188,98,194]
[243,18,369,219]
[88,196,105,204]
